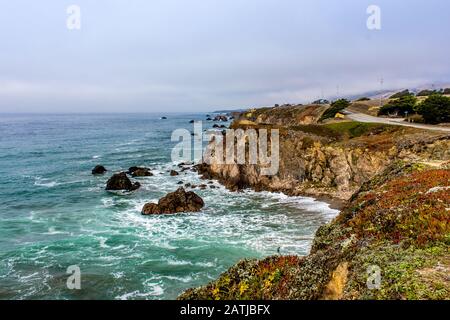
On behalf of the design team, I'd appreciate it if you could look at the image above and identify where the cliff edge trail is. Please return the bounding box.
[345,110,450,133]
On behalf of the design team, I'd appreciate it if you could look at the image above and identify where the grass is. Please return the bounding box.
[349,169,450,246]
[288,121,394,140]
[324,122,393,138]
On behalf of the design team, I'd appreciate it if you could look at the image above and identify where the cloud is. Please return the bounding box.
[0,0,449,112]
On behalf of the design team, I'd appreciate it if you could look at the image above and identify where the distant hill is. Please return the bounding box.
[212,108,247,113]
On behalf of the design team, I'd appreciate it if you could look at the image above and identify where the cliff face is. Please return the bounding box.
[200,112,450,201]
[180,162,450,300]
[180,107,450,301]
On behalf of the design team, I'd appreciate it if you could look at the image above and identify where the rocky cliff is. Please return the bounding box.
[180,161,450,300]
[199,107,450,201]
[180,105,450,300]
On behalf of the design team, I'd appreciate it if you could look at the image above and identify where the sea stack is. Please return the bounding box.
[141,187,204,215]
[92,165,107,175]
[106,172,141,191]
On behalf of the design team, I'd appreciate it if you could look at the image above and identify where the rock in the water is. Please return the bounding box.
[92,165,107,175]
[170,170,179,176]
[106,172,140,191]
[189,120,195,123]
[141,187,204,215]
[213,115,228,122]
[177,162,192,168]
[128,167,153,177]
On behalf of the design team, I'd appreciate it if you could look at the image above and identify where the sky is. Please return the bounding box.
[0,0,449,113]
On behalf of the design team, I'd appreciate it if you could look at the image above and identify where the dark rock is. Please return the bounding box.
[92,165,107,175]
[170,170,179,176]
[131,168,153,177]
[213,124,220,128]
[128,166,140,174]
[206,117,212,121]
[199,184,207,190]
[161,116,167,119]
[177,181,184,185]
[106,172,140,191]
[128,166,153,177]
[213,115,228,122]
[210,185,216,189]
[189,120,195,123]
[178,162,192,167]
[141,187,204,215]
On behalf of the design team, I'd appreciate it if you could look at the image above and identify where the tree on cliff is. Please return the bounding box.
[320,99,350,121]
[417,89,440,97]
[389,89,413,99]
[378,95,417,117]
[415,94,450,124]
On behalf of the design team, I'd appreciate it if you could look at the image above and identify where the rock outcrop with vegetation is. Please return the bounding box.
[180,105,450,300]
[180,162,449,300]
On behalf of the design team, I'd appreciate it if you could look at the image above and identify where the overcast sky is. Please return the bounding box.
[0,0,449,113]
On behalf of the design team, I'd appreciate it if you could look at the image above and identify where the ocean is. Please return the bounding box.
[0,113,339,300]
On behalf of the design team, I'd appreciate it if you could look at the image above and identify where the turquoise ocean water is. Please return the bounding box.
[0,113,338,300]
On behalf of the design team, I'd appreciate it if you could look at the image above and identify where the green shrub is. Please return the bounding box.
[390,90,413,99]
[408,114,424,123]
[417,89,439,97]
[324,122,391,138]
[415,94,450,124]
[319,99,350,121]
[356,97,371,101]
[378,95,417,116]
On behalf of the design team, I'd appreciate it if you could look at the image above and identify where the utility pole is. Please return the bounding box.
[379,77,384,107]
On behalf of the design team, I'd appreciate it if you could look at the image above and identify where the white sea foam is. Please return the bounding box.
[99,237,109,248]
[116,284,164,300]
[34,177,59,188]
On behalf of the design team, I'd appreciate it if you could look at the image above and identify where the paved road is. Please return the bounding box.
[344,110,450,133]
